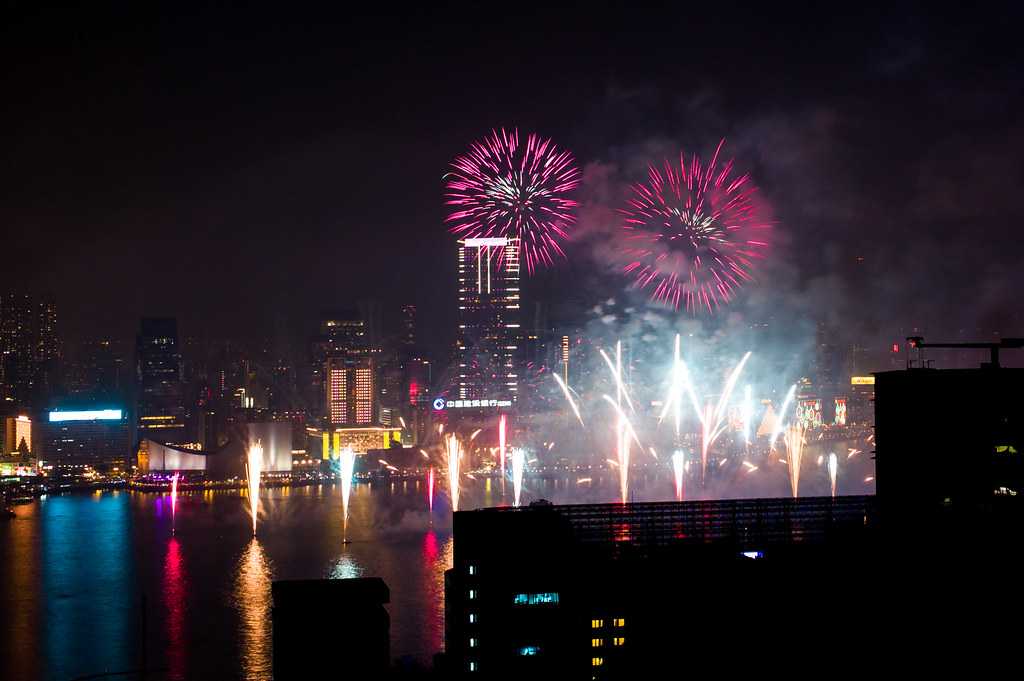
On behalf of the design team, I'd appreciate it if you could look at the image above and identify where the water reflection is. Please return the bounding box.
[163,537,188,680]
[2,507,38,681]
[330,550,363,579]
[42,495,134,681]
[234,539,273,680]
[422,530,454,657]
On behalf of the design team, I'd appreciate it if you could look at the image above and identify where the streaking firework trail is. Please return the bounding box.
[784,424,806,498]
[769,384,798,451]
[552,372,585,426]
[427,467,435,513]
[511,448,526,508]
[338,446,356,540]
[741,385,754,445]
[446,434,463,512]
[170,472,179,535]
[693,352,752,484]
[445,128,581,274]
[599,346,636,413]
[828,452,839,498]
[246,441,263,536]
[620,139,770,312]
[671,451,685,501]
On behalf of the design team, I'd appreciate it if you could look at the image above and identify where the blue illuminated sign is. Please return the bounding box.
[433,397,513,411]
[49,409,123,423]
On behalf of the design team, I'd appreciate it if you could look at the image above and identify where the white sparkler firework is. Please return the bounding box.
[511,447,526,508]
[828,452,838,498]
[338,445,356,538]
[769,384,797,451]
[552,372,585,426]
[671,451,685,501]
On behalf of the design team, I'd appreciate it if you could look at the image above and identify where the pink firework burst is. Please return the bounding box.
[620,139,770,313]
[445,128,581,274]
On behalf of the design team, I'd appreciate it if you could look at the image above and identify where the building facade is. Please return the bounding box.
[445,497,877,677]
[136,318,187,444]
[455,238,521,403]
[326,355,376,426]
[1,291,59,408]
[40,407,132,472]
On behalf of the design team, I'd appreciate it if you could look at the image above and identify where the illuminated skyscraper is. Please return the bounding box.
[456,238,521,403]
[0,292,36,405]
[0,291,60,408]
[309,310,367,417]
[136,318,187,444]
[326,355,376,426]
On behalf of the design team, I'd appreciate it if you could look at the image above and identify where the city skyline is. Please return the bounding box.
[3,4,1023,679]
[4,5,1023,364]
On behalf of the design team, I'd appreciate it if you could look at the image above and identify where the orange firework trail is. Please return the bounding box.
[246,441,263,536]
[446,434,463,512]
[427,466,435,513]
[784,424,807,497]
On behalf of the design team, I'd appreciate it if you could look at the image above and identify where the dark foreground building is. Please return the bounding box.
[445,497,878,678]
[445,356,1024,678]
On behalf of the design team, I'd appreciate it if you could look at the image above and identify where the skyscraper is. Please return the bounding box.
[1,292,36,406]
[0,291,60,408]
[309,310,367,416]
[136,318,187,444]
[455,238,521,403]
[326,355,376,426]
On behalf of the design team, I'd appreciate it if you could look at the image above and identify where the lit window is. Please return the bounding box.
[613,637,625,646]
[591,638,604,647]
[592,657,604,667]
[469,613,477,624]
[469,589,477,600]
[469,638,478,648]
[518,646,541,656]
[613,618,625,627]
[512,592,559,606]
[468,564,477,575]
[591,619,604,629]
[469,661,477,672]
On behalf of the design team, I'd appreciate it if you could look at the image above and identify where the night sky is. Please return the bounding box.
[5,3,1023,364]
